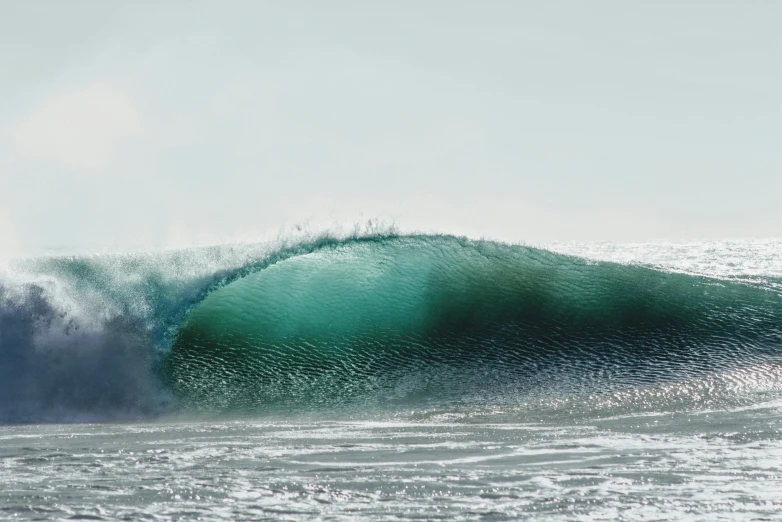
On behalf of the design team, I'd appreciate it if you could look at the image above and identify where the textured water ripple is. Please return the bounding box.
[3,411,782,521]
[165,236,782,412]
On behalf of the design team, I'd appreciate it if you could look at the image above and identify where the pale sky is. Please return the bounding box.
[1,1,780,256]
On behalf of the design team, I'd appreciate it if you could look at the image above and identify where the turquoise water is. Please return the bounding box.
[165,236,782,412]
[1,235,781,519]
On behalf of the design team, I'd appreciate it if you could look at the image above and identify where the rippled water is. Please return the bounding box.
[3,404,782,521]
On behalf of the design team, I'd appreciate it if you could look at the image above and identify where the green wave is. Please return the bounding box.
[161,235,782,411]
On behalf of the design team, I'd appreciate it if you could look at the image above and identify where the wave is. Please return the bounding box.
[1,233,781,422]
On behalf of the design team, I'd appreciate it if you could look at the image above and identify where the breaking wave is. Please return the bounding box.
[1,233,781,422]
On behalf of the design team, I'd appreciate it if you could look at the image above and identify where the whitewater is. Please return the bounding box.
[2,233,781,520]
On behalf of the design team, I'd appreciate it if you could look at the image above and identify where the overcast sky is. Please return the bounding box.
[1,1,779,256]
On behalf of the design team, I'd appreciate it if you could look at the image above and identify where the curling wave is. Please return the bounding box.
[162,235,782,412]
[1,233,781,422]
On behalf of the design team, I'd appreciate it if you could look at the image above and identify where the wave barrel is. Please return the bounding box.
[162,236,782,411]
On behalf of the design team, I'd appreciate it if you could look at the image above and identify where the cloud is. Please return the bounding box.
[4,80,143,173]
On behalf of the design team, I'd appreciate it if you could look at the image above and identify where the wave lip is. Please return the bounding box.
[163,236,782,411]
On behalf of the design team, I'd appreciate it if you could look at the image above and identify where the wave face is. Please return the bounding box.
[162,236,782,412]
[1,234,781,423]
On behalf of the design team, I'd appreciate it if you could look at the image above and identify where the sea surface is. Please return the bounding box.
[1,235,781,520]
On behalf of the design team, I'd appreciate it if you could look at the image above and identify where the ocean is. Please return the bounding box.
[1,234,781,520]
